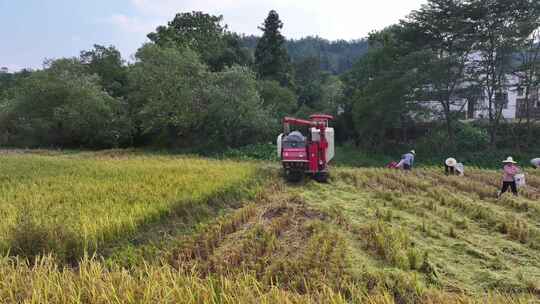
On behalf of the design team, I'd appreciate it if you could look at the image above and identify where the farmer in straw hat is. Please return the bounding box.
[444,157,464,176]
[498,156,521,198]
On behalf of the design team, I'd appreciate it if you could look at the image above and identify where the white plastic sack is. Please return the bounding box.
[514,173,526,187]
[455,163,464,175]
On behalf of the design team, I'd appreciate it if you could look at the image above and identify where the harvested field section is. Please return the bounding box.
[166,190,351,293]
[298,168,540,296]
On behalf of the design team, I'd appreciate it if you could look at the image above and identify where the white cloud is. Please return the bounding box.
[131,0,251,17]
[0,64,25,72]
[108,14,157,34]
[106,0,426,58]
[125,0,426,40]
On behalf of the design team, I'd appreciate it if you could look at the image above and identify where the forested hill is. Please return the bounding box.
[241,35,369,74]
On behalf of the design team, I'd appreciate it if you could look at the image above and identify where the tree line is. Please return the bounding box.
[1,1,539,153]
[241,36,369,75]
[346,0,540,151]
[0,11,343,149]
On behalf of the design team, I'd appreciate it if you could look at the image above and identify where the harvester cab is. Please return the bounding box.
[277,114,334,182]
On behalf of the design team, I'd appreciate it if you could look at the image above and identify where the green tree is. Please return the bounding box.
[402,0,475,143]
[80,45,127,97]
[254,10,292,86]
[515,29,540,145]
[344,27,426,148]
[0,69,32,112]
[2,59,126,147]
[241,35,369,75]
[319,75,344,115]
[0,68,13,99]
[292,56,345,115]
[128,44,271,148]
[294,56,322,109]
[148,11,250,71]
[257,80,297,120]
[468,0,540,145]
[203,66,273,147]
[127,44,208,147]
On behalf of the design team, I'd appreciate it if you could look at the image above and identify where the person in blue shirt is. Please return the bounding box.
[400,150,415,170]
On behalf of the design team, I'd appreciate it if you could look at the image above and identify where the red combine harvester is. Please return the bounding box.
[277,114,334,182]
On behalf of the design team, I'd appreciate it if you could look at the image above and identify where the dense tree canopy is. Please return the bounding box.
[344,26,427,148]
[203,66,274,147]
[401,0,476,143]
[257,80,297,121]
[148,11,251,71]
[0,59,127,148]
[242,36,369,74]
[127,44,272,148]
[467,0,540,145]
[127,44,208,146]
[80,45,128,97]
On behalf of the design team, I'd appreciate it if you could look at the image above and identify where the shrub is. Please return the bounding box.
[454,123,489,151]
[2,61,128,148]
[416,122,489,154]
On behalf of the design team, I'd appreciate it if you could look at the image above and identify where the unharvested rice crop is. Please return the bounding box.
[0,152,258,262]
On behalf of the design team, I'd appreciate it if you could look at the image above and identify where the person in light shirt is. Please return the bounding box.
[531,158,540,169]
[397,150,415,171]
[444,157,464,176]
[498,156,521,198]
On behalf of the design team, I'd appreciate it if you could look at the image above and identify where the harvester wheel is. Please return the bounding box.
[313,172,329,183]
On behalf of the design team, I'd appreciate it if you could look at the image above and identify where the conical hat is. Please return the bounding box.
[502,156,517,164]
[445,158,457,167]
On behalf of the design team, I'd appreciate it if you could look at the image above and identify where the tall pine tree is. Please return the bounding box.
[254,10,292,87]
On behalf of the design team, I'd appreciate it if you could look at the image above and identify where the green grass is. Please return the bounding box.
[0,150,539,303]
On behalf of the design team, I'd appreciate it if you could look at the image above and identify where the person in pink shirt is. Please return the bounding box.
[498,156,521,198]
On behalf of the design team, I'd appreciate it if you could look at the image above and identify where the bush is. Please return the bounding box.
[202,66,275,148]
[257,80,297,121]
[454,123,489,151]
[128,45,274,149]
[416,122,488,154]
[1,61,128,148]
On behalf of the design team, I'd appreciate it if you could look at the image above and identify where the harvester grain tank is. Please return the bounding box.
[277,114,334,182]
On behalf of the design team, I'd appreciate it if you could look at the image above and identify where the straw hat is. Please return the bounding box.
[410,150,416,155]
[502,156,517,164]
[445,157,457,167]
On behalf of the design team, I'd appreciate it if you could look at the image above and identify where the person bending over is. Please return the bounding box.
[444,157,463,176]
[400,150,415,171]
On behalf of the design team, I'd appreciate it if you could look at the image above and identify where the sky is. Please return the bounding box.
[0,0,427,71]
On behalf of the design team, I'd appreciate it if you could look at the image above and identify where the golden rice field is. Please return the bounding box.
[0,150,539,303]
[0,150,259,262]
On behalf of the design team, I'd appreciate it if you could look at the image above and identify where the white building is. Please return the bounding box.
[472,74,540,120]
[417,59,540,121]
